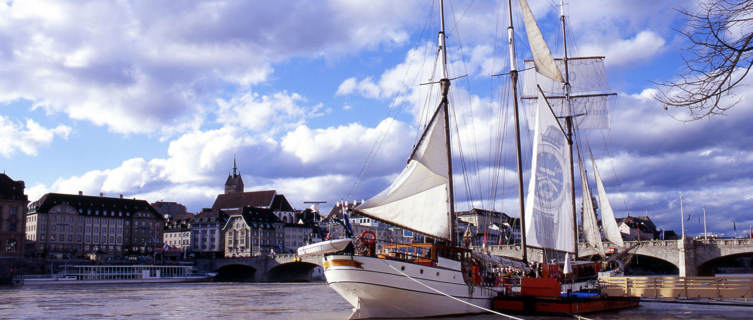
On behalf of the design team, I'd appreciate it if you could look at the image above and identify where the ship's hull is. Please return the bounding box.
[324,254,500,319]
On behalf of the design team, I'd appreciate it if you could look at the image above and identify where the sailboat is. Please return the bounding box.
[312,0,637,318]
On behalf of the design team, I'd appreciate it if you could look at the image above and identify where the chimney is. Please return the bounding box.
[78,191,83,196]
[119,194,123,199]
[99,192,103,197]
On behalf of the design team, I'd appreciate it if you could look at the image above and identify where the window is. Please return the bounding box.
[9,207,17,216]
[5,239,17,253]
[86,235,90,242]
[9,222,16,231]
[68,235,73,241]
[52,225,57,231]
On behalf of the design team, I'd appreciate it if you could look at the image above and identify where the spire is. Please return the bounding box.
[233,155,238,176]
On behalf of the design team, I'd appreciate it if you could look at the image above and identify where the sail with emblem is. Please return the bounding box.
[593,155,624,247]
[524,88,574,253]
[579,156,605,258]
[356,105,451,240]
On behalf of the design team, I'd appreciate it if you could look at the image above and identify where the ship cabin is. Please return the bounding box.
[378,243,471,267]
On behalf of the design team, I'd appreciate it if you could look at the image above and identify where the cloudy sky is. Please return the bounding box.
[2,0,751,237]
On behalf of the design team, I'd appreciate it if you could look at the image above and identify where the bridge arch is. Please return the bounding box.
[697,252,753,276]
[215,263,257,282]
[267,261,322,282]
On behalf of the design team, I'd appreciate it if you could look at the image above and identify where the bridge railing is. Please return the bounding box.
[600,276,753,299]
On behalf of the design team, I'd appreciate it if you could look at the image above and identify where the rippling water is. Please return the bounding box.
[1,282,751,319]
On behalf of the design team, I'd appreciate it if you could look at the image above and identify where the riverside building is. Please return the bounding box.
[190,208,225,257]
[1,173,27,258]
[223,206,283,257]
[25,192,164,257]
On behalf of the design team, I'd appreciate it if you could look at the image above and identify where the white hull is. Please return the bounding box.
[324,254,500,319]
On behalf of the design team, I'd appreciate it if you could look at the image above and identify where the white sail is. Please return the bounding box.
[518,0,563,83]
[524,88,574,253]
[358,106,450,240]
[593,156,624,247]
[579,157,605,258]
[522,57,613,129]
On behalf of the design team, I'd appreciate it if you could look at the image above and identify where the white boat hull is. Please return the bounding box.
[324,254,500,319]
[298,238,352,256]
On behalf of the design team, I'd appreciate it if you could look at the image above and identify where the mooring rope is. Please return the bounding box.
[382,261,525,320]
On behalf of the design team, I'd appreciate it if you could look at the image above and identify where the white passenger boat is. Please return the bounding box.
[23,265,212,285]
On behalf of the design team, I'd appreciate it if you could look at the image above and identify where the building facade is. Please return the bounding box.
[223,206,283,257]
[163,212,193,251]
[0,174,27,258]
[25,192,164,257]
[190,208,225,257]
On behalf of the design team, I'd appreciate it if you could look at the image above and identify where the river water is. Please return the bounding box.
[1,282,751,319]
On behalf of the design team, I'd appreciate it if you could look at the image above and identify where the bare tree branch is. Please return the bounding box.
[655,0,753,119]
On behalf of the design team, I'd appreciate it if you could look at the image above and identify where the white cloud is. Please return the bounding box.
[0,0,425,135]
[579,30,666,66]
[216,91,318,135]
[0,116,70,157]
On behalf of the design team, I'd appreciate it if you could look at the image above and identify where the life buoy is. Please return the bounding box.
[360,230,376,246]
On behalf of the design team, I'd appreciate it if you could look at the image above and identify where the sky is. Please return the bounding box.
[1,0,751,237]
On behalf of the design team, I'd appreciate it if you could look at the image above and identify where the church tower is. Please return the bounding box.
[224,157,244,194]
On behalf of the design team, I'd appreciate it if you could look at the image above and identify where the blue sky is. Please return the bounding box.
[1,0,752,237]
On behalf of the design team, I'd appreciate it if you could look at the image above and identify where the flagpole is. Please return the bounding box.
[703,206,707,240]
[680,195,685,240]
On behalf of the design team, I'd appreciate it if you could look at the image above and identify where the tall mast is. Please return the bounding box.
[560,0,578,258]
[507,0,527,263]
[439,0,456,245]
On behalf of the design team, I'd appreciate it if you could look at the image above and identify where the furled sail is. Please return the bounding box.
[579,156,605,258]
[593,156,624,247]
[357,106,450,240]
[518,0,563,83]
[524,88,574,253]
[522,57,614,129]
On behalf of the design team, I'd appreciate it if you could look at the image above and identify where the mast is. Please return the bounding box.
[439,0,456,245]
[560,0,578,257]
[507,0,527,263]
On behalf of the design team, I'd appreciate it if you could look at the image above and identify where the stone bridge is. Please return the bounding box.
[208,254,324,281]
[486,238,753,276]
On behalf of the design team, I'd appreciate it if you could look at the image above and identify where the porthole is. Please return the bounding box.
[436,272,440,276]
[401,265,405,271]
[420,269,423,274]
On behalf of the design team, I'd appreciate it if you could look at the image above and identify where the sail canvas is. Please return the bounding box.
[524,89,575,253]
[518,0,563,83]
[593,157,624,247]
[357,106,451,240]
[579,156,605,258]
[522,58,612,129]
